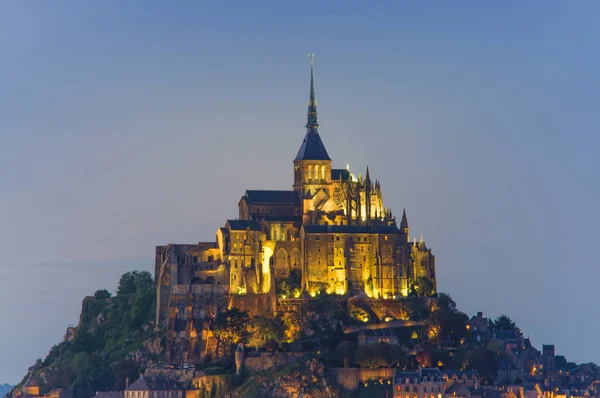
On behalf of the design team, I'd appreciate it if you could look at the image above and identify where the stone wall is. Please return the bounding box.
[329,367,394,391]
[229,292,273,317]
[243,352,304,371]
[188,375,231,397]
[143,368,195,384]
[359,368,394,382]
[330,368,360,391]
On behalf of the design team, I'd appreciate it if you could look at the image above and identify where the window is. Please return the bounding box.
[336,235,340,241]
[315,235,320,241]
[193,256,198,263]
[321,166,325,180]
[317,246,321,252]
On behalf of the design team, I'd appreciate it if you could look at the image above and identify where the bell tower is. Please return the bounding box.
[293,54,332,198]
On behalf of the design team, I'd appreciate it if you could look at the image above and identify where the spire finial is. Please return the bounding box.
[420,233,423,242]
[306,54,318,133]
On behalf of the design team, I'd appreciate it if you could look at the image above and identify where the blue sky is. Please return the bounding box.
[1,1,599,383]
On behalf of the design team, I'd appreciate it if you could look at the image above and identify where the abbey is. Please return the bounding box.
[154,60,436,361]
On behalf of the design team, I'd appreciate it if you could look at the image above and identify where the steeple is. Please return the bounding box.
[401,208,409,241]
[294,54,330,162]
[306,53,318,132]
[401,208,408,229]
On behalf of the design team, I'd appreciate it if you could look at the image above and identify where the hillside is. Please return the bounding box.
[8,271,161,398]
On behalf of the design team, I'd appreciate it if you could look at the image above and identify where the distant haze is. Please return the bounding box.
[1,1,600,383]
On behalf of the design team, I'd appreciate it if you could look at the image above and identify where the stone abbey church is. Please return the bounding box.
[154,61,437,361]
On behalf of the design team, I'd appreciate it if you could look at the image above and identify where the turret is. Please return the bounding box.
[401,208,409,241]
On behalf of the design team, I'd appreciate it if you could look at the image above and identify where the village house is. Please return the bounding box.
[124,376,183,398]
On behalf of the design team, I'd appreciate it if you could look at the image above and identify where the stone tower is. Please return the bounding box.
[293,55,332,200]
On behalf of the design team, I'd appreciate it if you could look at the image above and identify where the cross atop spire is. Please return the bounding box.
[306,53,318,132]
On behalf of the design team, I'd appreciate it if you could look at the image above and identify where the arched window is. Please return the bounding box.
[193,256,198,263]
[307,165,312,180]
[321,165,325,180]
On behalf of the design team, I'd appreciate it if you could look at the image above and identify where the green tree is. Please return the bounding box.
[94,289,112,300]
[133,271,153,295]
[117,271,153,296]
[247,315,284,351]
[493,315,522,337]
[412,276,435,297]
[213,308,250,357]
[334,341,357,367]
[356,343,406,369]
[467,347,498,385]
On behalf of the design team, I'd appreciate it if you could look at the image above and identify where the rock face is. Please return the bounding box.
[228,358,340,398]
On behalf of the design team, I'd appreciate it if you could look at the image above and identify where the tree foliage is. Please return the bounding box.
[94,289,111,300]
[356,343,407,369]
[492,315,522,336]
[213,308,250,357]
[247,315,284,351]
[117,271,153,296]
[28,271,155,398]
[467,347,498,385]
[410,276,436,297]
[275,269,302,298]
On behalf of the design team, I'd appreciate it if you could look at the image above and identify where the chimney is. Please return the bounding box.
[125,377,130,389]
[418,366,423,377]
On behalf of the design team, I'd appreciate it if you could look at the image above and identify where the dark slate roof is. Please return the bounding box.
[93,392,122,398]
[491,330,519,340]
[422,368,443,380]
[394,368,443,383]
[227,219,262,231]
[259,216,302,223]
[294,131,331,161]
[394,371,421,384]
[331,168,350,181]
[126,376,180,391]
[303,225,375,234]
[303,224,402,235]
[441,370,480,379]
[377,225,402,234]
[245,190,300,204]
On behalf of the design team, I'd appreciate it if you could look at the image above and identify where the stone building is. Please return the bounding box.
[394,368,446,398]
[124,376,182,398]
[154,58,438,364]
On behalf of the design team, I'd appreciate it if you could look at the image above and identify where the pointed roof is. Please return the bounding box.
[295,55,331,161]
[401,208,409,230]
[294,131,330,161]
[126,376,180,391]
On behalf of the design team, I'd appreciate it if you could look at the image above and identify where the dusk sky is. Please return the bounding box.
[1,1,599,383]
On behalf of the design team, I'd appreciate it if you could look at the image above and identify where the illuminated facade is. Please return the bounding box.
[154,59,437,362]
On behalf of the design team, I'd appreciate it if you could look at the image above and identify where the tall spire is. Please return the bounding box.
[401,208,409,230]
[306,53,318,133]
